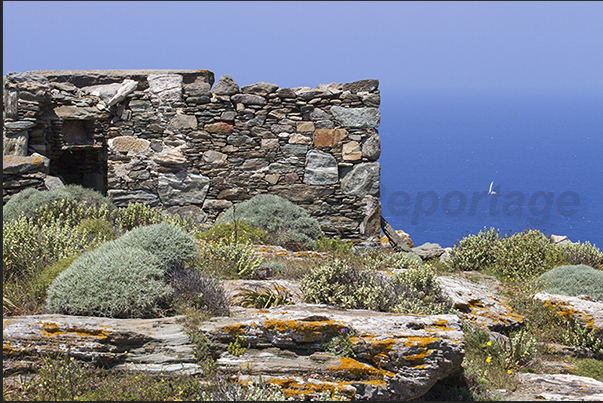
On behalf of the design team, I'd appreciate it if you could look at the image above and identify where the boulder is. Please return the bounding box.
[157,172,210,206]
[412,242,445,260]
[3,131,29,156]
[199,303,465,400]
[437,275,525,331]
[241,81,279,96]
[212,74,240,96]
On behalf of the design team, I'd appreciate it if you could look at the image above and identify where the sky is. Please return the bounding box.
[3,1,603,97]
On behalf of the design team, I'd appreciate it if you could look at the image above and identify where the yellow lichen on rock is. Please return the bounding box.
[40,322,110,339]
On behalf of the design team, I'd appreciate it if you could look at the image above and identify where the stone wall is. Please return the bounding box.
[3,70,382,245]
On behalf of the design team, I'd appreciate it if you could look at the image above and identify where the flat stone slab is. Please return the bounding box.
[2,314,202,376]
[437,275,525,331]
[533,292,603,338]
[499,373,603,401]
[199,303,465,400]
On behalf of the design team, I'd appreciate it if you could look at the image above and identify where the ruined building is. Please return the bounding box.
[3,70,383,246]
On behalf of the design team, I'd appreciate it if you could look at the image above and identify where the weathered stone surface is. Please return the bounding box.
[340,162,380,196]
[204,122,233,135]
[288,133,313,145]
[362,133,380,161]
[319,216,359,233]
[148,73,183,102]
[202,150,228,166]
[157,172,210,206]
[198,303,465,401]
[499,373,603,401]
[271,184,334,204]
[412,242,445,260]
[330,106,380,128]
[296,121,315,133]
[303,149,339,185]
[437,275,525,331]
[359,195,381,241]
[342,141,362,161]
[241,81,279,96]
[108,189,161,207]
[533,292,603,338]
[184,82,211,97]
[3,153,50,175]
[231,93,267,105]
[212,74,240,95]
[167,113,197,132]
[202,198,233,210]
[2,315,202,376]
[44,175,65,191]
[53,106,111,120]
[342,79,379,94]
[4,120,36,132]
[108,136,151,153]
[165,204,208,224]
[152,149,188,165]
[3,132,29,156]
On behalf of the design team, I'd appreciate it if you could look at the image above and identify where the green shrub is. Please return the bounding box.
[3,187,71,223]
[197,239,264,279]
[111,223,197,270]
[3,216,92,280]
[323,328,356,358]
[389,266,454,315]
[116,202,196,233]
[3,185,116,224]
[196,221,267,245]
[573,358,603,382]
[558,241,603,269]
[369,251,423,271]
[490,229,564,280]
[447,227,500,271]
[314,235,354,255]
[76,218,119,241]
[231,284,293,309]
[534,265,603,300]
[216,194,322,250]
[300,258,398,311]
[46,246,173,318]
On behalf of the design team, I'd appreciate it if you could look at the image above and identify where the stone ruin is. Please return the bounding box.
[2,69,384,246]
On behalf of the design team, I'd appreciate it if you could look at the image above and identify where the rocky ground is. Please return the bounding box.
[3,242,603,401]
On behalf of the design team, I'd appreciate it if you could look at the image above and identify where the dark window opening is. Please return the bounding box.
[49,147,108,195]
[62,120,94,145]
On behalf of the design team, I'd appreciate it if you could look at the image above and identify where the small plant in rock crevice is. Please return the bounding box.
[227,334,249,356]
[323,328,356,358]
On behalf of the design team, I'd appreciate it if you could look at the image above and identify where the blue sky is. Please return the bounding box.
[3,1,603,95]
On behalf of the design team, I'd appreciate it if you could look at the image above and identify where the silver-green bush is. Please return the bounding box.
[216,193,322,250]
[112,222,197,269]
[46,246,173,318]
[534,264,603,300]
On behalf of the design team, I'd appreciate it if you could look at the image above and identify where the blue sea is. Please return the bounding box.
[378,91,603,249]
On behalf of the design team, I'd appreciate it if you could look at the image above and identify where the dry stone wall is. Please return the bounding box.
[2,70,382,245]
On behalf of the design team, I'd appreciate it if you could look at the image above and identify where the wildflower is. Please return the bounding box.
[340,328,346,334]
[507,369,512,374]
[486,356,492,363]
[487,341,492,346]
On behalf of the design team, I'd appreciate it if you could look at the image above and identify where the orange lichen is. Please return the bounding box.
[221,323,251,335]
[40,322,110,339]
[328,356,397,378]
[262,319,343,342]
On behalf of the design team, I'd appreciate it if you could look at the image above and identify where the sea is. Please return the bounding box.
[378,90,603,249]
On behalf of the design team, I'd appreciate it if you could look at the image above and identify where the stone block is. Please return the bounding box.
[303,149,339,185]
[157,172,210,206]
[330,106,380,128]
[340,162,380,196]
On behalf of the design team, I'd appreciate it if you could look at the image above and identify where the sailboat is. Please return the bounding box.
[488,181,497,195]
